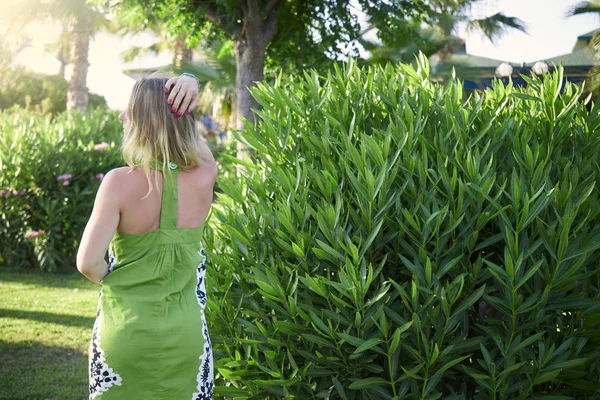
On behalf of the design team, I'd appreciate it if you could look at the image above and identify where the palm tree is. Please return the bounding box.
[116,11,194,69]
[567,1,600,93]
[1,0,112,110]
[121,33,193,69]
[44,27,71,80]
[361,0,526,67]
[568,1,600,17]
[0,18,30,68]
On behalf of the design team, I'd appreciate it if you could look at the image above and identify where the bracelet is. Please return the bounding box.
[181,73,199,91]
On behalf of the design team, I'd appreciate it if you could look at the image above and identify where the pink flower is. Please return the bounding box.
[62,180,70,186]
[57,174,72,181]
[1,187,25,198]
[95,173,105,181]
[93,142,110,151]
[25,229,45,239]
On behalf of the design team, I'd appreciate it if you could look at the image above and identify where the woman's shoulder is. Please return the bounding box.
[105,163,215,186]
[101,167,145,190]
[197,160,218,179]
[106,166,134,176]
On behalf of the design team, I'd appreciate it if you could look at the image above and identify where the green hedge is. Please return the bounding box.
[0,66,107,115]
[0,109,237,272]
[0,110,124,271]
[206,58,600,399]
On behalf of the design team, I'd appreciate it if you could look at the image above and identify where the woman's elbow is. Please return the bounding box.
[76,251,94,274]
[76,260,90,275]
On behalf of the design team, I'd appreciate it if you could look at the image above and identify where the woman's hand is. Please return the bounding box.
[165,75,200,117]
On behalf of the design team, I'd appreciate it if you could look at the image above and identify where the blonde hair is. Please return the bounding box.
[122,77,203,198]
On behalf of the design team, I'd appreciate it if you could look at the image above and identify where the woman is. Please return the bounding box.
[76,74,218,399]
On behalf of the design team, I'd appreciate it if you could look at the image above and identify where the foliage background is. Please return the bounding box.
[0,110,123,271]
[0,109,233,272]
[205,60,600,399]
[0,67,107,115]
[1,56,599,398]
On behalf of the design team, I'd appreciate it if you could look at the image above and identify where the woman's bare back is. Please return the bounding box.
[113,164,217,235]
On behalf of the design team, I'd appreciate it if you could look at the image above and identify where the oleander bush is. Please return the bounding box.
[0,66,107,115]
[0,106,237,272]
[205,58,600,399]
[0,109,124,271]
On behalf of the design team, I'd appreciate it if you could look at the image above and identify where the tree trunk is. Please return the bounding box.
[58,61,66,79]
[234,36,265,161]
[67,15,90,111]
[173,35,193,69]
[219,0,281,160]
[57,41,69,79]
[234,37,265,130]
[56,28,70,80]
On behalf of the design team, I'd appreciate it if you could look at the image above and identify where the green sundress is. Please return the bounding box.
[88,161,213,399]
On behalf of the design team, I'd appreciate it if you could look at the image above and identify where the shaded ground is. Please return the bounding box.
[0,270,99,399]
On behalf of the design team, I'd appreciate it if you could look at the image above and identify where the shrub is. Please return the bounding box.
[0,109,123,271]
[207,136,239,196]
[0,108,230,271]
[0,66,107,115]
[205,58,600,399]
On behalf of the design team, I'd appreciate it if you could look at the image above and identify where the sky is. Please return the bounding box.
[6,0,600,110]
[462,0,599,63]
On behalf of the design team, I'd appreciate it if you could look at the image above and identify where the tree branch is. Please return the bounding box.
[247,0,261,20]
[203,2,218,21]
[263,0,280,18]
[194,0,241,37]
[239,0,248,17]
[262,0,282,45]
[245,0,261,36]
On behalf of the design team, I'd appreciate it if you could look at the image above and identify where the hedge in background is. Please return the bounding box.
[0,110,124,271]
[206,58,600,399]
[0,66,107,115]
[0,108,237,272]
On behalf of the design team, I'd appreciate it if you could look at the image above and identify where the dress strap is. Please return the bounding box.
[150,160,179,229]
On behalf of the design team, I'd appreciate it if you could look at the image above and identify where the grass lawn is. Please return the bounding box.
[0,269,99,400]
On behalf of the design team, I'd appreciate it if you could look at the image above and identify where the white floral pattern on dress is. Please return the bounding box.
[89,291,122,399]
[107,248,116,274]
[192,247,214,400]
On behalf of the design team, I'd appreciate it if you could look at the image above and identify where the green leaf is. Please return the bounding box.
[359,219,384,259]
[532,370,561,385]
[448,284,486,329]
[214,386,251,396]
[516,259,543,289]
[332,376,348,400]
[508,331,546,357]
[545,358,588,372]
[301,334,337,350]
[425,355,470,395]
[315,239,345,261]
[388,322,412,355]
[425,257,432,286]
[354,338,384,354]
[338,332,365,347]
[348,377,389,390]
[274,320,307,335]
[563,233,600,262]
[309,310,331,335]
[513,92,540,102]
[291,242,304,257]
